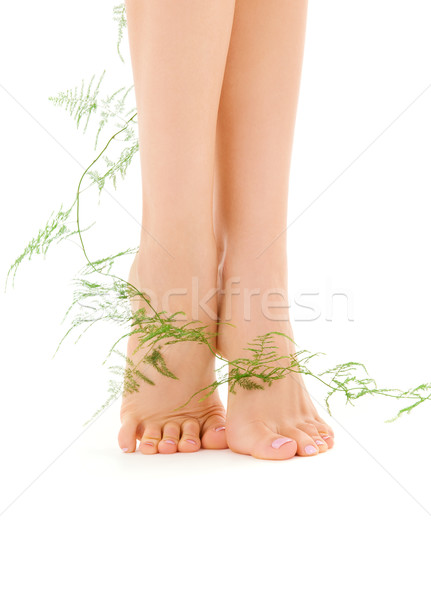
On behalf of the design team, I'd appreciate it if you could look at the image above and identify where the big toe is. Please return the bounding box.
[228,422,297,461]
[118,418,137,453]
[201,414,228,449]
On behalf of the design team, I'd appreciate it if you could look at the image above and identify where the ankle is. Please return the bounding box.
[130,251,219,325]
[215,256,292,339]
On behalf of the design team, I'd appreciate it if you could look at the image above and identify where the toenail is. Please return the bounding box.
[271,437,294,449]
[164,439,176,445]
[305,445,318,455]
[315,440,325,446]
[143,442,153,446]
[322,434,331,439]
[215,426,226,432]
[186,439,197,445]
[121,447,129,452]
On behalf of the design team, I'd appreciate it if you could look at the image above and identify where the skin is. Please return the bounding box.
[118,0,335,459]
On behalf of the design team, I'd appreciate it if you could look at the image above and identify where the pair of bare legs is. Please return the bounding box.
[118,0,334,460]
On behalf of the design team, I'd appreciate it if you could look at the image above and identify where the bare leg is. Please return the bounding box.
[118,0,236,454]
[215,0,335,459]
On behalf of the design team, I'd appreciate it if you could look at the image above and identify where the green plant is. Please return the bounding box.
[6,3,430,425]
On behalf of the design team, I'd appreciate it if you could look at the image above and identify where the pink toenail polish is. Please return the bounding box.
[215,426,226,432]
[164,439,176,445]
[143,442,153,446]
[121,447,129,453]
[271,437,293,449]
[186,439,197,445]
[305,445,318,455]
[315,440,324,446]
[322,434,330,439]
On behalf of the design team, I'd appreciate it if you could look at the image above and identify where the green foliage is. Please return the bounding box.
[6,205,74,288]
[179,334,431,420]
[298,359,431,421]
[80,248,139,276]
[87,137,139,192]
[48,66,136,151]
[7,1,431,427]
[383,384,431,422]
[113,3,128,63]
[48,71,106,134]
[55,276,133,355]
[12,66,138,276]
[92,84,136,151]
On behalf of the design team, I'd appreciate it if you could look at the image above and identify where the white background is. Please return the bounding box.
[1,1,430,598]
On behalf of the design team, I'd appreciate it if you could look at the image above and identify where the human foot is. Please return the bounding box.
[118,251,227,455]
[225,361,335,461]
[217,262,335,461]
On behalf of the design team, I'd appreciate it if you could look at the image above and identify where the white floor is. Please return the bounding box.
[0,359,430,599]
[1,1,431,598]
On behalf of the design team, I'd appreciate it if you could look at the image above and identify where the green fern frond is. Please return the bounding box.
[6,205,75,289]
[144,348,178,380]
[94,85,135,150]
[113,3,127,63]
[87,139,139,192]
[80,247,138,276]
[48,71,106,133]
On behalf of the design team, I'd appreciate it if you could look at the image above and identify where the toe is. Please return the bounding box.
[178,419,201,452]
[228,421,297,460]
[291,428,320,457]
[321,434,334,449]
[201,414,228,449]
[158,422,181,454]
[118,418,138,453]
[298,423,328,453]
[316,416,335,436]
[315,418,335,448]
[316,427,334,449]
[139,424,162,454]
